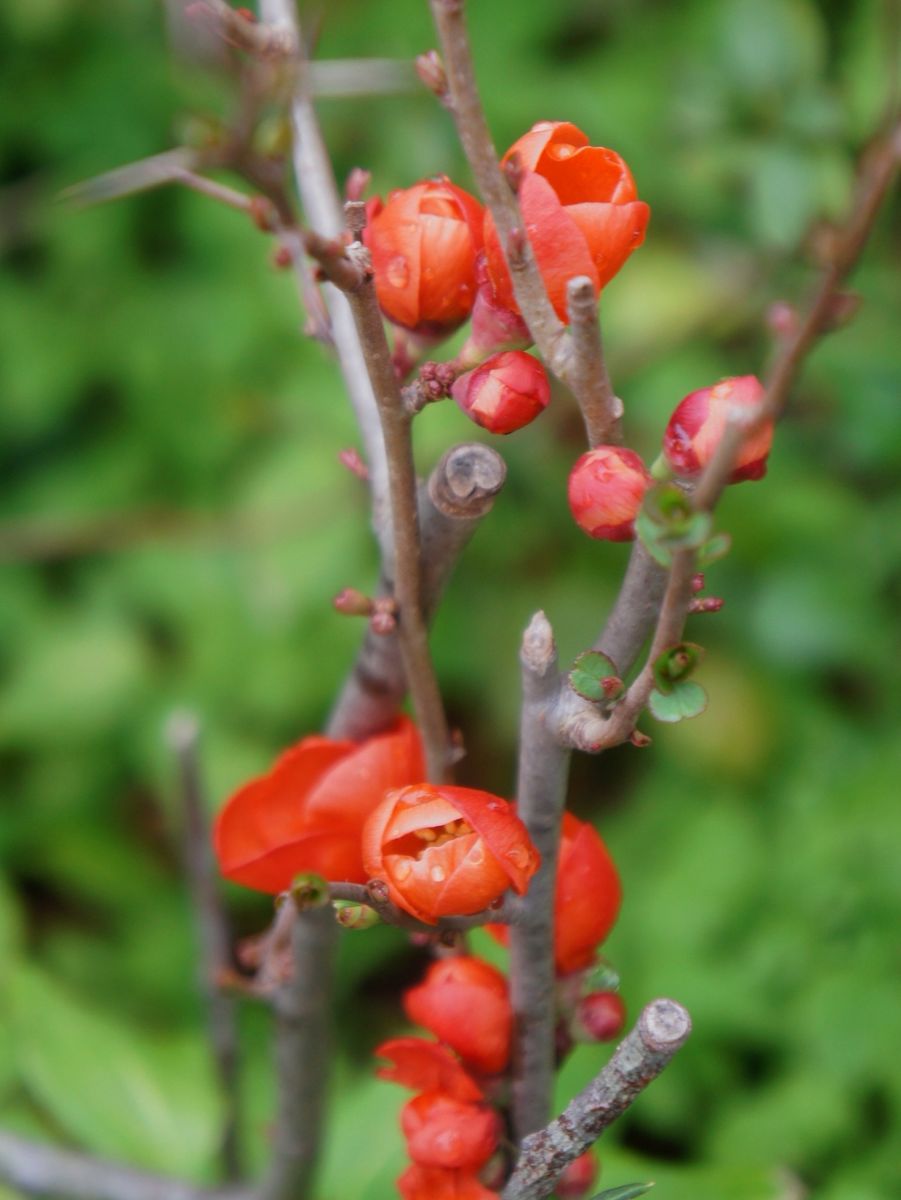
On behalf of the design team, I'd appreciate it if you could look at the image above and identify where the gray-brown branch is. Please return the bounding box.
[328,442,506,740]
[0,1132,249,1200]
[502,999,692,1200]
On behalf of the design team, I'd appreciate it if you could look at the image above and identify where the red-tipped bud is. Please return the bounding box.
[452,351,550,435]
[573,991,626,1042]
[401,1091,501,1170]
[235,6,255,21]
[688,595,724,614]
[555,1150,599,1199]
[271,244,293,270]
[662,375,773,483]
[338,447,369,480]
[415,50,448,100]
[345,166,371,203]
[248,195,277,233]
[370,610,397,636]
[333,588,373,616]
[568,446,651,541]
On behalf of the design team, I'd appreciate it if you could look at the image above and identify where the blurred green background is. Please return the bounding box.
[1,0,900,1197]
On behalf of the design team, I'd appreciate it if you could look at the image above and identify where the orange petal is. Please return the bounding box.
[219,828,364,894]
[375,1037,484,1101]
[566,200,650,288]
[502,121,588,172]
[538,145,637,206]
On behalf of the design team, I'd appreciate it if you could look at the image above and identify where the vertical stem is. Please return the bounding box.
[166,713,241,1182]
[508,613,571,1142]
[565,277,622,448]
[260,906,338,1200]
[343,236,452,782]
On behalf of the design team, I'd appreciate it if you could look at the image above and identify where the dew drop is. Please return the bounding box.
[393,859,412,881]
[505,845,532,870]
[486,801,502,811]
[429,865,447,883]
[386,255,409,288]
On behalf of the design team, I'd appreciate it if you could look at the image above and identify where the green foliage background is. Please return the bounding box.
[1,1,899,1197]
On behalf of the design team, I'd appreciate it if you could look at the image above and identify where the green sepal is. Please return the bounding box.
[569,651,624,703]
[590,1184,655,1200]
[698,531,732,566]
[652,642,705,693]
[291,872,330,909]
[648,680,708,722]
[635,483,713,567]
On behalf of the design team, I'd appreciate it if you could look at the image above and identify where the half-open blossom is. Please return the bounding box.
[484,122,649,321]
[401,1092,501,1170]
[214,717,424,893]
[404,957,512,1075]
[568,446,651,541]
[365,178,484,336]
[452,350,550,435]
[375,1037,483,1102]
[398,1164,498,1200]
[362,784,539,923]
[662,375,773,483]
[490,813,621,976]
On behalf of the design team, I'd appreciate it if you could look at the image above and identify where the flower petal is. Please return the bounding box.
[374,1037,484,1101]
[565,200,650,288]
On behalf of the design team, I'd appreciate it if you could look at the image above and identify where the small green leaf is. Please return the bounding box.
[569,652,622,703]
[635,510,674,567]
[649,681,708,723]
[652,643,705,692]
[590,1183,655,1200]
[699,532,732,566]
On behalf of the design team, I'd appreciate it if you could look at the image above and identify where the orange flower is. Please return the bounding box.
[398,1164,498,1200]
[489,813,621,976]
[213,717,424,893]
[404,957,512,1075]
[484,121,649,321]
[365,178,484,335]
[362,783,539,923]
[375,1037,484,1103]
[401,1092,501,1171]
[451,350,550,435]
[662,375,773,483]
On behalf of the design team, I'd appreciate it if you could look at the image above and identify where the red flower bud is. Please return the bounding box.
[484,122,649,321]
[364,178,484,337]
[401,1091,501,1170]
[404,957,512,1075]
[214,717,424,893]
[398,1164,499,1200]
[489,813,621,976]
[568,446,651,541]
[452,351,550,435]
[375,1037,483,1102]
[555,1150,598,1199]
[574,991,626,1042]
[662,375,773,483]
[362,784,540,924]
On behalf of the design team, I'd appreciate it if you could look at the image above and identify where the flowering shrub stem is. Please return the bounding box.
[565,278,622,448]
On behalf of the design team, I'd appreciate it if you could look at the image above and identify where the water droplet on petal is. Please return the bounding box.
[486,801,502,811]
[469,845,484,865]
[429,865,446,883]
[506,845,532,870]
[393,859,412,881]
[386,256,409,288]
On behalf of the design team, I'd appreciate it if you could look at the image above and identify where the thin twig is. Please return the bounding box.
[166,712,241,1182]
[340,236,451,782]
[694,118,901,513]
[329,882,517,933]
[427,0,568,370]
[260,904,338,1200]
[328,443,507,741]
[508,613,571,1144]
[191,0,298,58]
[171,168,259,215]
[566,277,623,447]
[502,999,692,1200]
[0,1132,249,1200]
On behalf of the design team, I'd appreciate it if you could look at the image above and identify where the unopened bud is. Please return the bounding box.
[555,1150,598,1199]
[415,50,448,100]
[767,300,798,339]
[344,167,371,203]
[272,244,293,270]
[248,195,277,233]
[630,728,652,747]
[568,446,652,541]
[689,596,724,614]
[452,350,550,435]
[370,610,397,636]
[662,375,773,484]
[691,573,705,594]
[338,447,369,480]
[333,588,373,617]
[334,903,380,930]
[573,990,626,1043]
[290,872,329,909]
[367,878,390,905]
